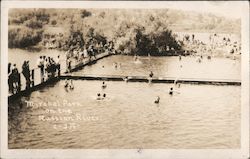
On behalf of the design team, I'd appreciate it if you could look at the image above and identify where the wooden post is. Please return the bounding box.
[58,64,61,77]
[31,69,35,87]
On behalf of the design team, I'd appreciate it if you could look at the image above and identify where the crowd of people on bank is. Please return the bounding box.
[65,41,116,72]
[174,33,241,57]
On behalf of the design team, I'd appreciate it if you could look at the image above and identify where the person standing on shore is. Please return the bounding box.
[12,64,20,93]
[8,63,14,93]
[55,55,60,76]
[66,57,72,72]
[83,46,88,59]
[37,56,45,82]
[22,61,31,89]
[44,57,49,80]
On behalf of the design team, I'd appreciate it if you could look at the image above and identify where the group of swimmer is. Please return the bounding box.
[96,93,107,100]
[96,81,108,100]
[154,86,180,104]
[64,75,179,104]
[65,79,108,100]
[113,62,122,69]
[178,54,212,64]
[96,79,180,103]
[101,62,121,69]
[64,79,74,90]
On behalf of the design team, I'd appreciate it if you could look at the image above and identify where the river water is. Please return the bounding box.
[8,49,66,71]
[8,49,241,149]
[74,55,240,80]
[8,80,240,149]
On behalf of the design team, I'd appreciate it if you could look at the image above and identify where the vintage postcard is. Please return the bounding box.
[1,1,249,159]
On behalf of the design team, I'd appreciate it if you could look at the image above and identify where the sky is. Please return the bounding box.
[164,1,246,19]
[3,1,248,19]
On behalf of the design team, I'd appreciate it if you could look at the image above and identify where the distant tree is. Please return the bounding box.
[133,27,181,55]
[51,20,57,26]
[25,19,43,29]
[94,32,107,45]
[134,28,155,55]
[34,9,50,24]
[66,29,84,48]
[149,15,155,22]
[99,11,105,18]
[81,9,92,19]
[87,27,95,38]
[8,27,43,48]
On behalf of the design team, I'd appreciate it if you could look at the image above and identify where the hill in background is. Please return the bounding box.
[8,8,241,50]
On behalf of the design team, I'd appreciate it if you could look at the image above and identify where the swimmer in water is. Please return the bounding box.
[169,87,180,95]
[154,96,160,104]
[148,71,154,83]
[134,54,138,61]
[232,55,236,60]
[197,57,202,63]
[96,93,102,100]
[178,83,181,88]
[149,71,154,78]
[114,62,118,69]
[64,79,69,88]
[123,76,129,82]
[103,93,106,98]
[179,55,182,61]
[102,81,107,89]
[174,78,178,85]
[69,79,74,90]
[169,87,174,95]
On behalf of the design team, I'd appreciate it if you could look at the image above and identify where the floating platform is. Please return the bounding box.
[60,75,241,86]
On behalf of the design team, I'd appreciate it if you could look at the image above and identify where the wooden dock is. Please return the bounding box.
[8,52,112,100]
[60,75,241,86]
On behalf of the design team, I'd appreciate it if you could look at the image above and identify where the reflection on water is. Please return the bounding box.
[8,80,240,149]
[74,55,240,80]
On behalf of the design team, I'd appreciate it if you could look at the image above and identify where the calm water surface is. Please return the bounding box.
[9,80,240,149]
[9,49,240,80]
[9,49,66,70]
[74,55,240,80]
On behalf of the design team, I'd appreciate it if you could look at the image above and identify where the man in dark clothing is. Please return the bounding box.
[8,63,13,93]
[12,64,20,93]
[22,61,31,89]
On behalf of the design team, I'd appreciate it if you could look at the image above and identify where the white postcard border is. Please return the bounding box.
[1,1,249,159]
